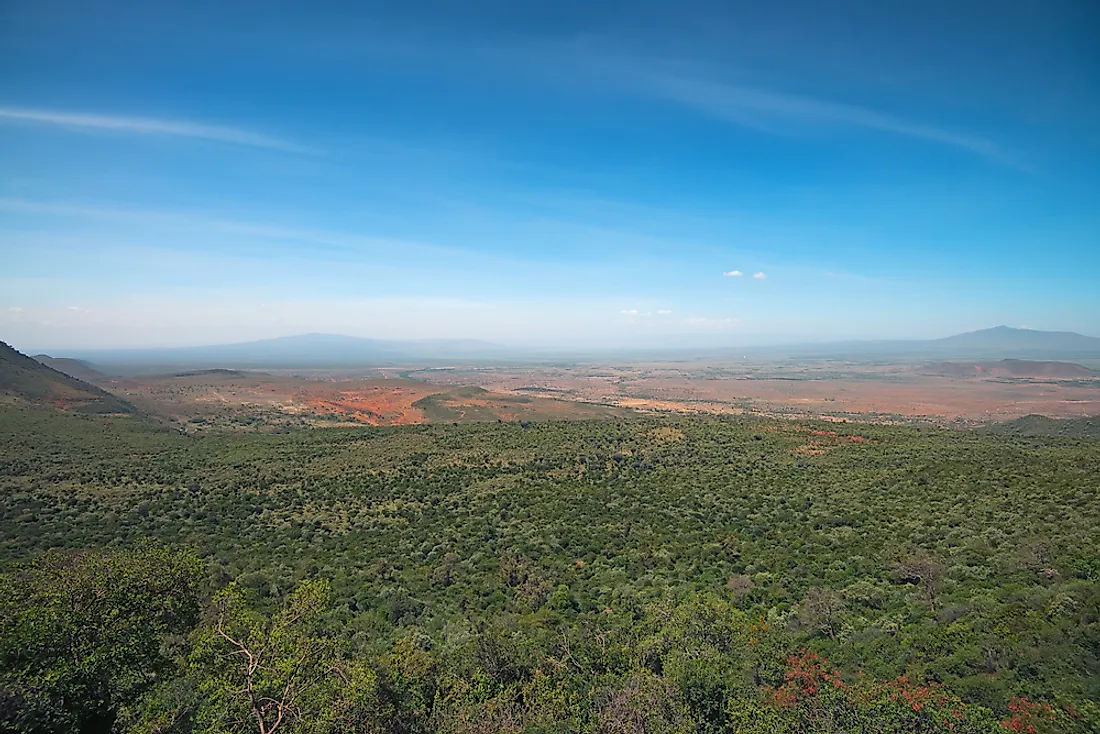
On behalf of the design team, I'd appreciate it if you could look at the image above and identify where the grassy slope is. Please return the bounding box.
[0,341,135,414]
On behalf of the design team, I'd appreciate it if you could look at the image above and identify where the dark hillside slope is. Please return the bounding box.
[0,341,135,414]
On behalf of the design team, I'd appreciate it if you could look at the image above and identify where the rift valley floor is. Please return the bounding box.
[81,357,1100,432]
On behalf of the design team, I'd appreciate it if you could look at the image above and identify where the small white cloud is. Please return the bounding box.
[722,270,743,277]
[656,309,673,315]
[684,316,738,327]
[66,305,90,313]
[7,306,23,313]
[620,309,638,316]
[753,272,767,279]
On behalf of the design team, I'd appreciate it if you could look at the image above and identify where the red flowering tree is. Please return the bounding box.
[755,650,1005,733]
[1000,697,1055,734]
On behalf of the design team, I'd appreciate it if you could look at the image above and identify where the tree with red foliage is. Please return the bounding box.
[735,650,1006,733]
[1001,697,1056,734]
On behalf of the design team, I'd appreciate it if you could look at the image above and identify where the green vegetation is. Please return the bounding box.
[985,414,1100,437]
[2,403,1098,732]
[1,543,202,733]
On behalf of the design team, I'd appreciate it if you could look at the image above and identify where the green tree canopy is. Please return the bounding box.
[0,543,202,734]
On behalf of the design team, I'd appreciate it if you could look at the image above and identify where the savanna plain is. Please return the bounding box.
[2,342,1099,733]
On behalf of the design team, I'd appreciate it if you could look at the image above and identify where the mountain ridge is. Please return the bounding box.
[23,325,1100,367]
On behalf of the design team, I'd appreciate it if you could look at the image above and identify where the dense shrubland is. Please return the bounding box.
[1,405,1098,732]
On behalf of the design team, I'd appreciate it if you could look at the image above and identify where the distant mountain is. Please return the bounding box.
[32,354,109,383]
[1,342,135,413]
[759,326,1100,360]
[59,333,515,370]
[928,326,1100,355]
[919,359,1099,379]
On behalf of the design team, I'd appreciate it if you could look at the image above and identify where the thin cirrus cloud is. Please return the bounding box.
[641,75,1022,169]
[0,106,312,153]
[753,272,767,280]
[722,270,743,277]
[0,197,470,262]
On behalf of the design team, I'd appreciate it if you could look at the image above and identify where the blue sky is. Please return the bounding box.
[1,0,1098,349]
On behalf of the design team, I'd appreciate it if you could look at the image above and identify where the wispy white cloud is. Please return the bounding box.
[7,306,23,313]
[656,309,673,315]
[642,76,1022,169]
[65,305,89,313]
[753,272,767,280]
[620,309,639,316]
[0,107,312,153]
[0,197,464,261]
[722,270,743,277]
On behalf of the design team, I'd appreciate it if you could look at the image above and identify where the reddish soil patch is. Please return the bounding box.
[294,386,433,425]
[110,373,439,426]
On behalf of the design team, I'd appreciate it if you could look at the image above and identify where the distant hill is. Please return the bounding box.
[1,342,135,414]
[919,358,1099,379]
[32,354,109,383]
[985,414,1100,438]
[58,333,514,370]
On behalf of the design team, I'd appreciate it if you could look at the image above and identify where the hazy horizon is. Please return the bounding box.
[11,324,1100,360]
[3,1,1099,349]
